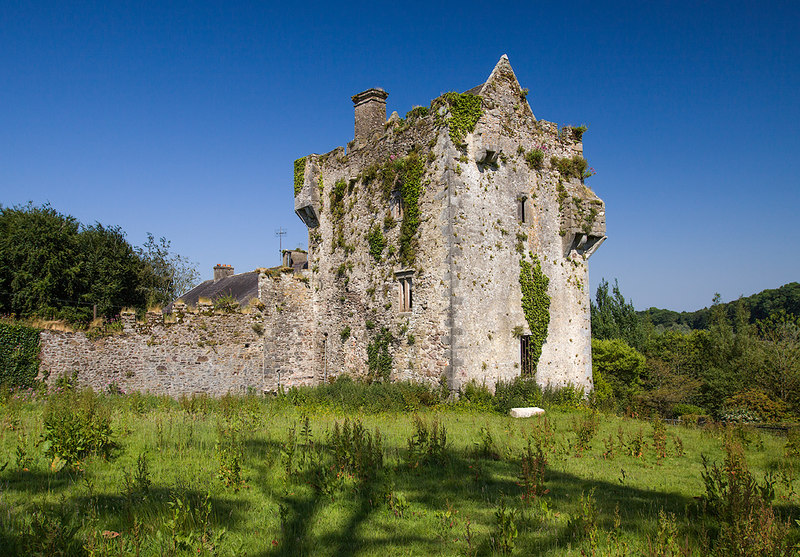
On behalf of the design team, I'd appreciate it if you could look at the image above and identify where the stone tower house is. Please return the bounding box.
[280,55,605,391]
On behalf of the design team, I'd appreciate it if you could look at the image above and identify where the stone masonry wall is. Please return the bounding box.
[260,271,317,389]
[40,304,267,397]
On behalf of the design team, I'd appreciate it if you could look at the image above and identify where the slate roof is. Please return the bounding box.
[169,270,259,311]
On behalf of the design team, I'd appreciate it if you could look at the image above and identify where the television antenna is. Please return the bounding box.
[275,228,287,265]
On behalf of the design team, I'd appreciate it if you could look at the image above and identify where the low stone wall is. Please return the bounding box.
[39,307,267,397]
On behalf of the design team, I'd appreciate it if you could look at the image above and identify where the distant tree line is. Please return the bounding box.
[0,203,199,323]
[592,278,800,423]
[638,282,800,331]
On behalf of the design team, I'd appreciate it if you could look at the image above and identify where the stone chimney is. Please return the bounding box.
[213,264,234,283]
[352,88,388,145]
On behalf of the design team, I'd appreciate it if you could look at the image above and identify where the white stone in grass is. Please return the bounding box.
[509,407,545,418]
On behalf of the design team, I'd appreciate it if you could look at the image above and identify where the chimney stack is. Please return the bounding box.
[213,264,234,283]
[352,88,388,145]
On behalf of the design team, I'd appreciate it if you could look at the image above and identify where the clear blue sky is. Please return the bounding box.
[2,1,798,312]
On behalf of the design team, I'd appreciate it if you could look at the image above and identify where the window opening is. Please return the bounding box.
[520,335,535,376]
[391,190,403,220]
[396,270,413,312]
[518,196,528,224]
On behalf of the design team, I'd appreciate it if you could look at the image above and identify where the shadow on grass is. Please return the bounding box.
[239,435,742,557]
[1,467,77,494]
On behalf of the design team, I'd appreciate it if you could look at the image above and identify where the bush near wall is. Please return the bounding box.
[0,321,41,388]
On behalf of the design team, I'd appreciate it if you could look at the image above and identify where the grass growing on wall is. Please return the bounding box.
[293,157,307,197]
[0,385,797,556]
[0,321,40,388]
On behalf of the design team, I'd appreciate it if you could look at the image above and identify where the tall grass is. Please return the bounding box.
[0,381,798,555]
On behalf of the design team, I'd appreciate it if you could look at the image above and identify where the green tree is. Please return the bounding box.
[639,330,705,415]
[0,203,198,321]
[592,338,645,406]
[697,296,764,415]
[591,278,646,350]
[78,223,149,318]
[756,311,800,410]
[0,203,82,319]
[136,233,200,308]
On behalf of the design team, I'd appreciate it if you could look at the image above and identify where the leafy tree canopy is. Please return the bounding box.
[0,203,198,322]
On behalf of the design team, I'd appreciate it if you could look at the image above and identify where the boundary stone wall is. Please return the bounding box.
[40,307,267,397]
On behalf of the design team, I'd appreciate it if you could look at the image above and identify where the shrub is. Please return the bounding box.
[282,375,444,413]
[519,440,548,502]
[490,498,517,555]
[572,411,600,455]
[592,338,645,407]
[722,389,789,424]
[216,418,245,491]
[460,380,494,411]
[0,321,40,388]
[493,376,543,413]
[701,436,790,555]
[672,403,707,417]
[43,389,114,466]
[473,426,502,460]
[406,416,448,467]
[329,418,384,480]
[524,149,544,170]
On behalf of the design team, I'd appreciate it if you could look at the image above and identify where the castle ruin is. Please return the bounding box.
[40,55,605,395]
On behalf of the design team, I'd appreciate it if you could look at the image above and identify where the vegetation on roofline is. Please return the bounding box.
[437,92,483,147]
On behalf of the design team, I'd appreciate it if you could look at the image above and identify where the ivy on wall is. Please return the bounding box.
[0,321,40,387]
[367,225,385,262]
[440,92,483,147]
[293,157,307,197]
[367,327,393,382]
[329,178,347,251]
[519,255,550,372]
[399,150,424,266]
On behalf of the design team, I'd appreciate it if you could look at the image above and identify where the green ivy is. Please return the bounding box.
[519,255,550,373]
[399,151,424,266]
[0,321,41,388]
[367,327,393,382]
[293,157,307,197]
[367,225,385,262]
[329,178,348,252]
[441,92,483,146]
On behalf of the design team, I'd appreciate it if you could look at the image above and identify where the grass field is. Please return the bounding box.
[1,385,799,556]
